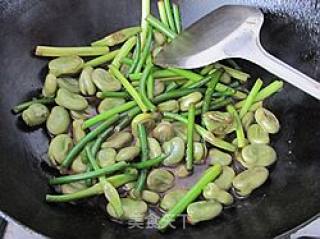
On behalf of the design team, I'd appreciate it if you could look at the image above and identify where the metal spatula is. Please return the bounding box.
[155,5,320,100]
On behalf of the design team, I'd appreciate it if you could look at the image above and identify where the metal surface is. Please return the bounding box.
[0,218,7,239]
[156,5,320,100]
[0,0,319,239]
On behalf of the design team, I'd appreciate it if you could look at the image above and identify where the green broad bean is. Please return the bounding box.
[208,148,232,166]
[107,198,148,222]
[46,106,70,135]
[241,144,277,168]
[175,164,191,178]
[131,113,158,136]
[202,111,236,135]
[157,100,179,113]
[48,55,84,77]
[220,72,231,84]
[71,156,87,173]
[70,105,94,120]
[61,181,87,194]
[255,108,280,134]
[42,73,57,97]
[214,166,235,190]
[79,66,96,96]
[137,190,160,204]
[152,121,174,143]
[147,168,175,192]
[153,31,166,46]
[193,142,207,164]
[148,137,162,159]
[123,182,136,191]
[116,146,140,162]
[102,131,132,149]
[232,166,269,196]
[97,148,117,168]
[203,183,234,205]
[97,97,126,113]
[187,200,222,225]
[162,137,185,166]
[249,101,263,112]
[247,124,270,144]
[241,111,254,131]
[22,103,49,126]
[120,63,130,76]
[48,134,73,166]
[55,88,88,111]
[57,77,80,93]
[179,92,203,111]
[172,122,201,142]
[154,80,165,96]
[92,68,121,92]
[160,189,188,211]
[72,119,86,143]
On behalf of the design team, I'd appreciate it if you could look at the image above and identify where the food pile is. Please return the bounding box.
[13,0,283,231]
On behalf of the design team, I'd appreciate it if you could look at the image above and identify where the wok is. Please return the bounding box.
[0,0,319,238]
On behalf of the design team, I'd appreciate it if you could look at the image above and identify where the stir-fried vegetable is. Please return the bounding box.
[13,0,284,231]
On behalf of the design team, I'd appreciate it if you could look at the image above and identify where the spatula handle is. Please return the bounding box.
[246,41,320,100]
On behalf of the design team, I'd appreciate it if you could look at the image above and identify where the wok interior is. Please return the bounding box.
[0,0,319,238]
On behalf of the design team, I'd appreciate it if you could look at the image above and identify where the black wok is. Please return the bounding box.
[0,0,319,238]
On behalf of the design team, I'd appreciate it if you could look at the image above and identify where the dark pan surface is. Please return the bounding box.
[0,0,319,238]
